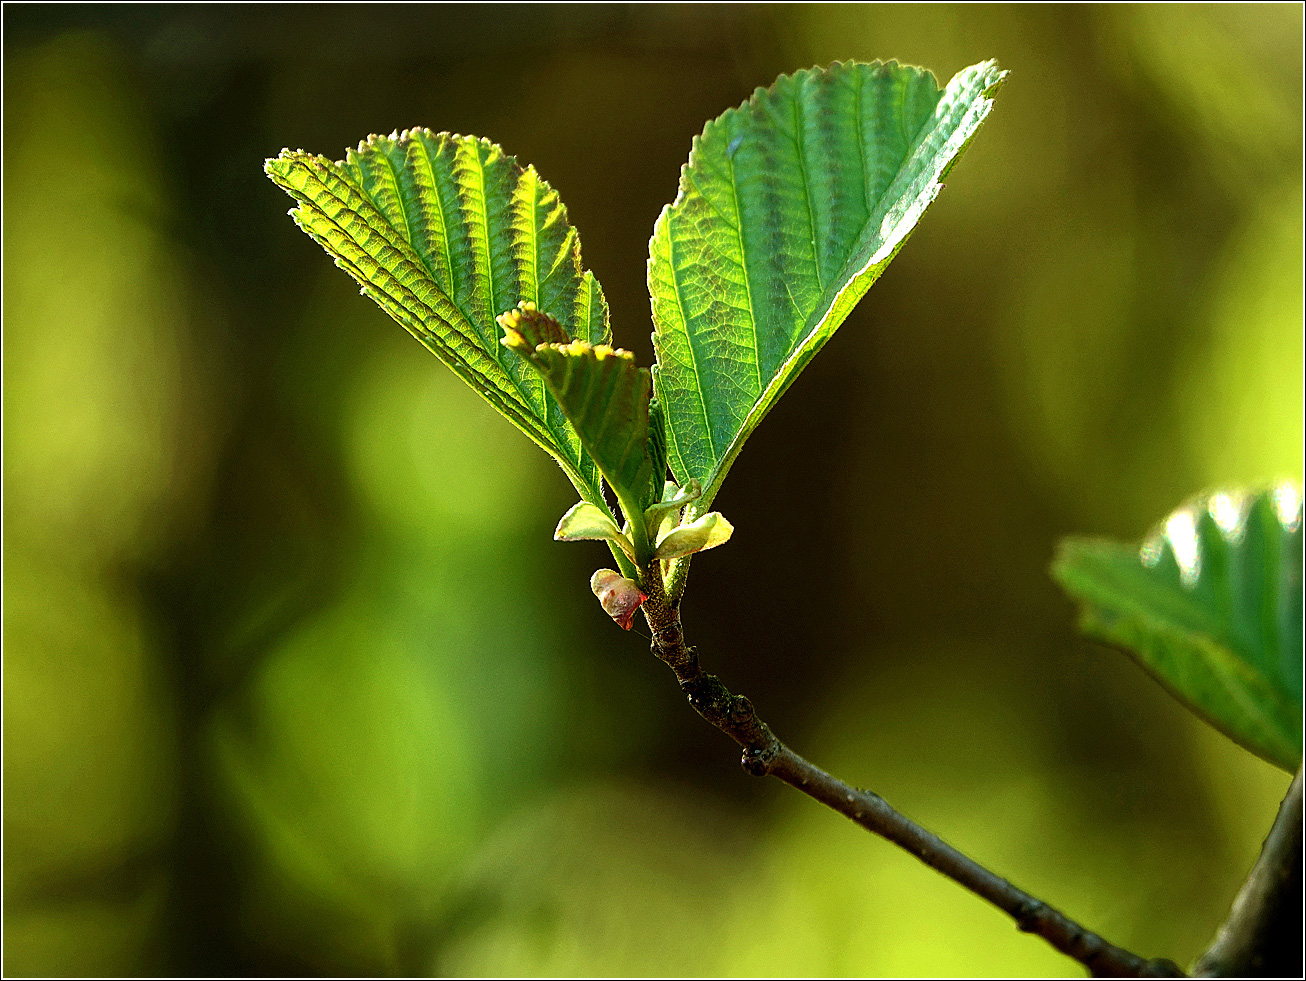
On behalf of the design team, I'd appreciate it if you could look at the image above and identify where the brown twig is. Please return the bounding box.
[638,578,1183,978]
[1193,766,1303,977]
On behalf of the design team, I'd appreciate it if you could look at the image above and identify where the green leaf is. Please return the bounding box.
[501,304,659,544]
[555,502,635,560]
[647,397,670,498]
[648,60,1006,514]
[1052,484,1304,772]
[653,510,734,561]
[265,130,610,505]
[643,479,702,541]
[498,298,573,349]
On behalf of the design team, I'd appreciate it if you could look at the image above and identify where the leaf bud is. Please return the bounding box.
[589,569,647,631]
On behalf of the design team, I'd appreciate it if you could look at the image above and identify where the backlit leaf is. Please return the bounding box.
[501,304,659,543]
[1053,484,1304,771]
[554,502,635,560]
[653,510,734,561]
[266,131,610,504]
[648,60,1006,514]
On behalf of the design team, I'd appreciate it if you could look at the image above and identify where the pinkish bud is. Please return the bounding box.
[590,569,647,631]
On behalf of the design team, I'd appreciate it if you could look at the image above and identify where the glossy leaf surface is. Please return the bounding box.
[648,59,1006,513]
[1053,484,1304,771]
[266,131,610,502]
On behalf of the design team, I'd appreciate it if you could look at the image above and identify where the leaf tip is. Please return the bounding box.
[263,151,293,184]
[498,301,572,355]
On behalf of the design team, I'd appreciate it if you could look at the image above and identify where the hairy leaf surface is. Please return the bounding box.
[648,60,1006,513]
[1053,485,1304,771]
[502,305,658,531]
[555,503,635,559]
[266,131,610,503]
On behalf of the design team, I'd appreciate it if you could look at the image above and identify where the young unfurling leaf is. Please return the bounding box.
[653,510,734,561]
[643,479,702,542]
[554,502,636,560]
[502,303,661,560]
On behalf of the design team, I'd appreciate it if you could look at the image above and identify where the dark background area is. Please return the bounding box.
[4,4,1302,976]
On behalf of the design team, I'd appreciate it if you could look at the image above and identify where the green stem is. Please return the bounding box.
[559,466,637,580]
[663,553,691,604]
[607,540,638,582]
[617,490,653,570]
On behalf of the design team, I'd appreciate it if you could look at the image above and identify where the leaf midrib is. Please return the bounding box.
[666,221,714,463]
[788,90,824,294]
[690,74,955,512]
[300,145,594,483]
[725,143,763,399]
[470,144,502,366]
[415,136,456,296]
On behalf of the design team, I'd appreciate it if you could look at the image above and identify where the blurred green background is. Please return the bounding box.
[3,4,1302,976]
